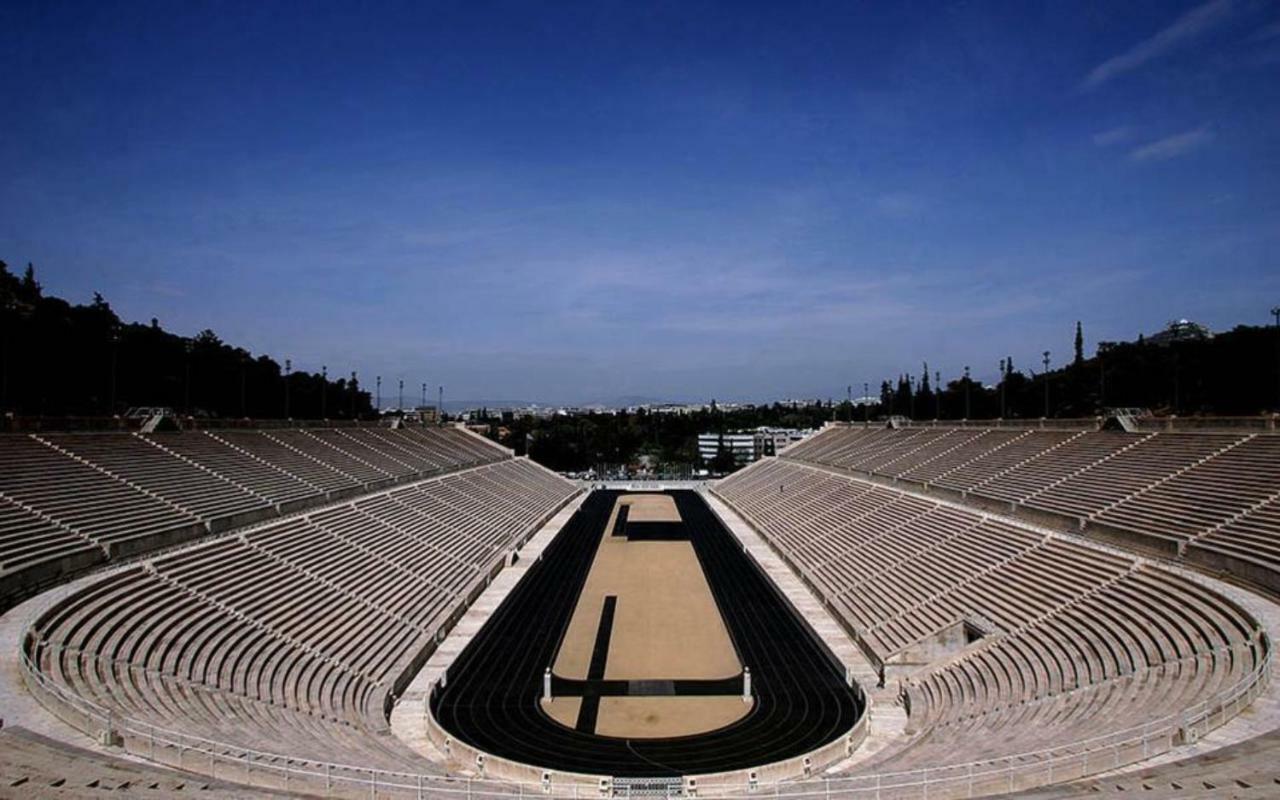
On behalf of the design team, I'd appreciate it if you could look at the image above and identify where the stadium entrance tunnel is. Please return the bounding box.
[428,490,865,779]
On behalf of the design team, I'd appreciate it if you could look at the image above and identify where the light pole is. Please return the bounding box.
[998,358,1007,419]
[438,385,444,424]
[963,365,971,420]
[846,385,852,424]
[1042,351,1051,418]
[321,365,328,419]
[183,339,193,416]
[863,381,869,427]
[1098,349,1105,410]
[284,359,292,419]
[239,353,248,418]
[350,371,357,419]
[1272,306,1280,411]
[935,370,941,420]
[108,323,121,416]
[421,382,427,408]
[376,376,382,412]
[0,299,11,411]
[908,375,916,420]
[399,379,404,412]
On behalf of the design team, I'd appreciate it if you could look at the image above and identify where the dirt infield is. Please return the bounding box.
[550,495,747,736]
[618,493,681,523]
[596,697,754,738]
[541,696,753,738]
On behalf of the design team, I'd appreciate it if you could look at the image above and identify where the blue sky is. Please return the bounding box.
[2,1,1278,404]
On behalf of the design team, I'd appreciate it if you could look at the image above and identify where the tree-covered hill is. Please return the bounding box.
[0,261,372,420]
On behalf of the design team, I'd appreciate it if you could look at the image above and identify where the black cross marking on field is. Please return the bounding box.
[567,594,745,734]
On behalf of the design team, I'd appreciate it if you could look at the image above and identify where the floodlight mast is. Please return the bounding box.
[108,323,121,416]
[239,353,248,417]
[183,339,194,416]
[1042,351,1051,418]
[1272,306,1280,411]
[998,358,1007,419]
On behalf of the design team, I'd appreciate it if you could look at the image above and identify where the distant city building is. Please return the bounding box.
[1148,319,1212,347]
[698,427,814,466]
[412,406,439,424]
[698,432,757,465]
[755,426,810,456]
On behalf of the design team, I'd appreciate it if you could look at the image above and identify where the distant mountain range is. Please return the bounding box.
[435,394,690,411]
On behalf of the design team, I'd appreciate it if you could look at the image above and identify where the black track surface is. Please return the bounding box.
[429,490,864,777]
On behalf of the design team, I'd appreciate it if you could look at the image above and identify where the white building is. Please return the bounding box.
[698,432,758,465]
[698,427,814,466]
[755,426,810,456]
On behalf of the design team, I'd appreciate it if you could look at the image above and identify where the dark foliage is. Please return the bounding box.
[484,402,844,474]
[0,261,372,419]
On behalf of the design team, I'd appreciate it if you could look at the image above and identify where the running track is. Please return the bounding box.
[429,490,864,777]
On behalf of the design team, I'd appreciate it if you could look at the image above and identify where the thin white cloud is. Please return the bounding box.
[1081,0,1234,90]
[1092,126,1135,147]
[1129,126,1215,161]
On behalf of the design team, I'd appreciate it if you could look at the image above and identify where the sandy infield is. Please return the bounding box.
[548,495,751,737]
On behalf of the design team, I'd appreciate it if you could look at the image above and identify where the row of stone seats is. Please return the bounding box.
[1008,727,1280,798]
[1099,435,1280,541]
[718,460,1129,662]
[780,426,1280,582]
[0,426,506,607]
[714,457,1262,772]
[0,725,279,797]
[27,457,578,771]
[0,496,99,573]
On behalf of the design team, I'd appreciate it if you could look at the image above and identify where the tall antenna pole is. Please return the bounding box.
[999,358,1006,419]
[1042,351,1051,418]
[108,323,120,415]
[184,339,193,416]
[1272,306,1280,412]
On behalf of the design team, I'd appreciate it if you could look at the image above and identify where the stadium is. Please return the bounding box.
[0,415,1277,799]
[5,2,1280,798]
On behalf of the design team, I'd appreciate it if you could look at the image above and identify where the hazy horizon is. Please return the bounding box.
[3,1,1277,403]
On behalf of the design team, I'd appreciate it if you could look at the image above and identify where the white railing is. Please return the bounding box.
[20,629,1270,800]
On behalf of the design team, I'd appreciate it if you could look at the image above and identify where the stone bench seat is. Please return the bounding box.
[26,454,577,774]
